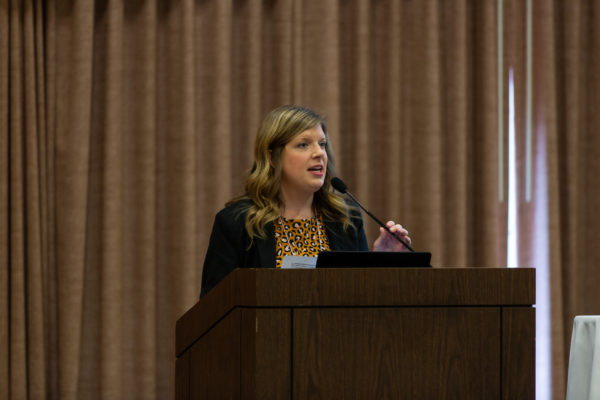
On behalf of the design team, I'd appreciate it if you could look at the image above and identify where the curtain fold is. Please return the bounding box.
[1,1,48,398]
[51,0,95,397]
[530,2,566,397]
[121,1,159,399]
[540,0,600,395]
[0,3,9,397]
[2,1,600,399]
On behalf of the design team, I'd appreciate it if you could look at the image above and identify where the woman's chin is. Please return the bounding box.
[312,183,325,193]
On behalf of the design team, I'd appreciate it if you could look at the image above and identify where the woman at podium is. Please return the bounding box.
[200,105,411,296]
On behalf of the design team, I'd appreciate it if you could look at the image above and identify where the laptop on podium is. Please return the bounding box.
[316,251,432,268]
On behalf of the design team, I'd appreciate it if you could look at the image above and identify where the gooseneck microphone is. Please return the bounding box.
[331,177,415,252]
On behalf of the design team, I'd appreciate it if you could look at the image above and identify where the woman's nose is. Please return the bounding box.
[313,144,325,157]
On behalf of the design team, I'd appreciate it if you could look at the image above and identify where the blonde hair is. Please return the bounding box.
[230,105,354,240]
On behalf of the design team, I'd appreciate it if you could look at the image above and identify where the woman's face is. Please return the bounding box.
[279,125,328,199]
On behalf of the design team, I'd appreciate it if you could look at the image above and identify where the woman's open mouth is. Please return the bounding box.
[308,165,324,176]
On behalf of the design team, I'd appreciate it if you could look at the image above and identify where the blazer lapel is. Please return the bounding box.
[325,219,352,250]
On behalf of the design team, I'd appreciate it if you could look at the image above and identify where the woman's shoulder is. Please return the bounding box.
[215,197,254,223]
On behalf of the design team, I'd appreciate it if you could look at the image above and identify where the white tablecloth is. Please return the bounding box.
[566,316,600,400]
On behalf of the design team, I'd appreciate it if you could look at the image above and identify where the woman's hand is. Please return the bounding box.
[373,221,411,252]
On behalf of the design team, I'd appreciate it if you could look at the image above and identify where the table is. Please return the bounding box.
[566,316,600,400]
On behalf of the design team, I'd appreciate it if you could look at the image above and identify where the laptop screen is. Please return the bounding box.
[316,251,432,268]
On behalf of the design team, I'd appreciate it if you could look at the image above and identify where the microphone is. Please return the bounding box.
[331,177,415,252]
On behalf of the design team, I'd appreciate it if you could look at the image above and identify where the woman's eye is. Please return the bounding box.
[319,142,327,148]
[297,143,308,149]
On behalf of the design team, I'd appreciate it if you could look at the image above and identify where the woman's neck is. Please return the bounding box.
[280,191,315,219]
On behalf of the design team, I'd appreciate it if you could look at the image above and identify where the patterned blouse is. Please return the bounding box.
[274,214,330,268]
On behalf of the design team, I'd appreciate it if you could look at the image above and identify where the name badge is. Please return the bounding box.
[281,255,317,269]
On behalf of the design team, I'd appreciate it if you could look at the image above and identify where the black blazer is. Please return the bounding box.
[200,199,368,297]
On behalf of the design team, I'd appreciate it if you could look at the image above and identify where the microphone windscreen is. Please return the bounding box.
[331,177,348,193]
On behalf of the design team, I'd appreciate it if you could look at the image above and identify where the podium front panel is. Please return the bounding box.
[293,307,501,399]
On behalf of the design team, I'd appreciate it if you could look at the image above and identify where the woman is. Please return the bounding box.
[200,105,411,296]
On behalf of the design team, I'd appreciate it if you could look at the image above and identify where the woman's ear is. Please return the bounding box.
[268,150,274,168]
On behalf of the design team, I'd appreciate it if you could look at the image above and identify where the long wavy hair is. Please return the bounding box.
[230,105,354,240]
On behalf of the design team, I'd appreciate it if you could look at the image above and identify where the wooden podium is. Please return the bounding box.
[176,268,535,399]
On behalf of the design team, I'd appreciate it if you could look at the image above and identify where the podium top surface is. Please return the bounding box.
[176,267,535,356]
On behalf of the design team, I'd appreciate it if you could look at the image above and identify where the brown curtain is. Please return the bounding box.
[1,1,599,399]
[553,0,600,356]
[530,0,600,397]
